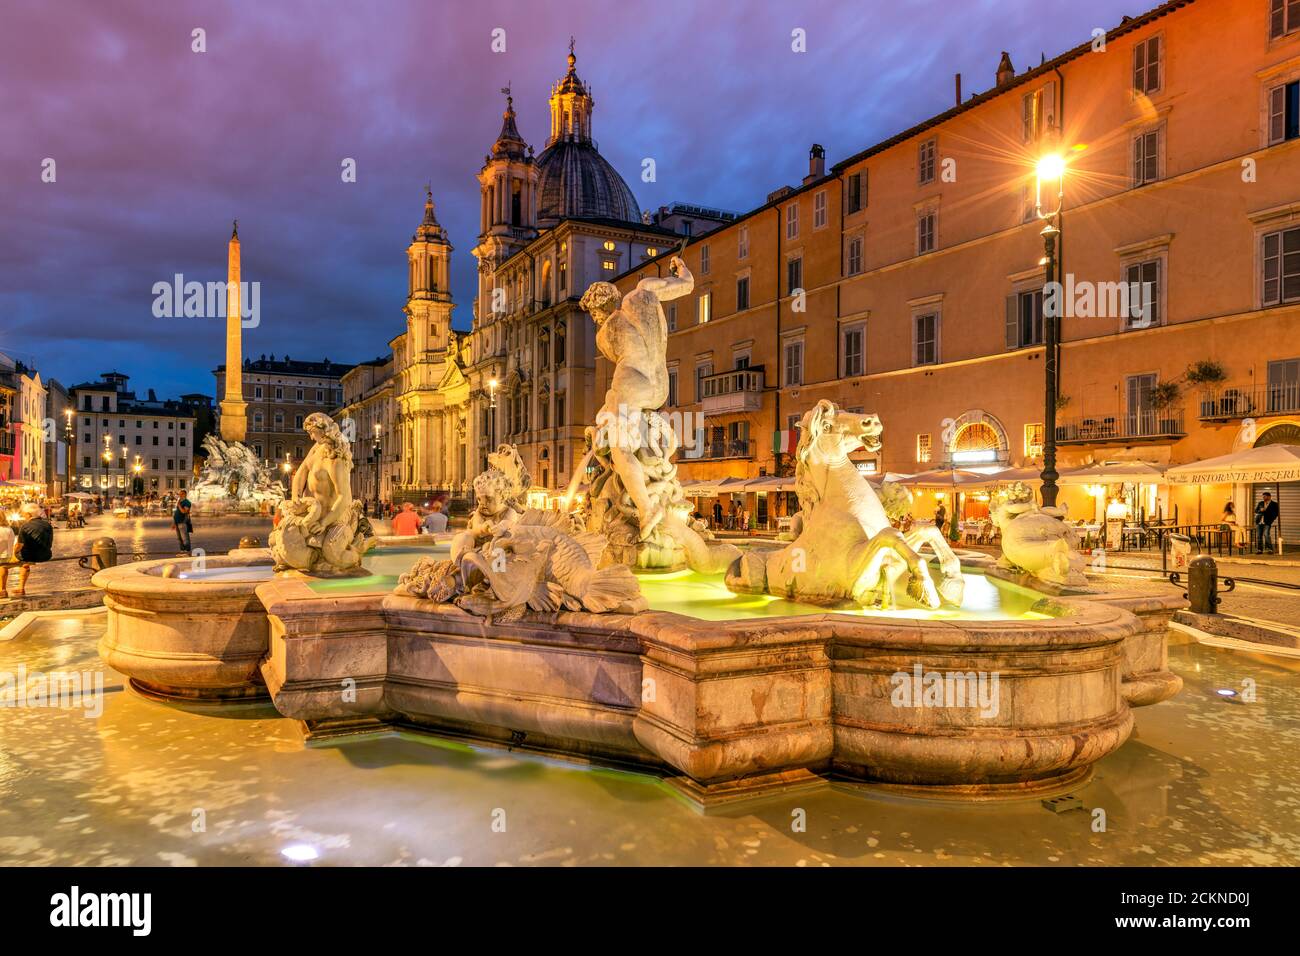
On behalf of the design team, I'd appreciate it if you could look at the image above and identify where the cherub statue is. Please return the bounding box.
[451,467,522,563]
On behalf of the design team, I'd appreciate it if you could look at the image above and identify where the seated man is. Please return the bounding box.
[391,501,422,536]
[421,500,449,534]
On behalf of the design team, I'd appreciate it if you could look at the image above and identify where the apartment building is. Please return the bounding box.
[608,0,1300,537]
[214,355,349,468]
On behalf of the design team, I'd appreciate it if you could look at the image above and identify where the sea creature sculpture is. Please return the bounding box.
[991,487,1087,586]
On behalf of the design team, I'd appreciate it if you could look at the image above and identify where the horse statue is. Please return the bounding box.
[727,400,964,610]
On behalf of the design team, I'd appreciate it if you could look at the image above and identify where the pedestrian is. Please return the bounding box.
[421,500,449,534]
[391,501,422,536]
[0,515,16,596]
[935,501,948,532]
[172,498,193,553]
[1254,491,1280,553]
[712,500,723,528]
[13,503,53,597]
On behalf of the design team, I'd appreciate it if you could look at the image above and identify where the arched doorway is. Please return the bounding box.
[946,410,1010,467]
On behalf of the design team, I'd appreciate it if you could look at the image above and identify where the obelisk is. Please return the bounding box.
[220,220,248,442]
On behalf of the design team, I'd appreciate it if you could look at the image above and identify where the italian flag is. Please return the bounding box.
[773,429,798,454]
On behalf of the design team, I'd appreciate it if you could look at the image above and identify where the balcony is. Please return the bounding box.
[681,438,755,461]
[1197,383,1300,421]
[700,365,764,415]
[1055,409,1185,444]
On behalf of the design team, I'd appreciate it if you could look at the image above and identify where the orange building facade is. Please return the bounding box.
[606,0,1300,537]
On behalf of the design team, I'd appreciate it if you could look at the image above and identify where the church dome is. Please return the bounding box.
[535,140,641,223]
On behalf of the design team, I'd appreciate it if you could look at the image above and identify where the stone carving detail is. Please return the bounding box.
[270,412,376,574]
[727,400,964,609]
[397,509,646,622]
[991,483,1087,586]
[190,434,285,505]
[574,258,740,574]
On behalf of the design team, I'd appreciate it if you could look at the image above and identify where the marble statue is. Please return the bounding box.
[451,451,525,563]
[727,400,964,609]
[991,484,1087,586]
[397,509,646,622]
[269,412,376,574]
[190,434,285,506]
[574,259,740,574]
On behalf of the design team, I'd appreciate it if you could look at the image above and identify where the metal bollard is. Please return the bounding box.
[1187,555,1220,614]
[239,535,262,549]
[90,537,118,571]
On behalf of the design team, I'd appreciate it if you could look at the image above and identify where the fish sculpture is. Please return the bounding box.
[396,510,648,622]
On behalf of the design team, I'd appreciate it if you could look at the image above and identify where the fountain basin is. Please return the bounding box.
[93,555,275,700]
[253,572,1144,806]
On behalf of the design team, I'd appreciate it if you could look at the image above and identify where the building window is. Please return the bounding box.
[841,325,865,377]
[846,236,863,276]
[784,340,804,386]
[846,170,867,213]
[1267,358,1300,412]
[602,260,616,272]
[916,434,932,464]
[254,386,263,399]
[294,414,304,429]
[667,303,677,332]
[1133,129,1161,186]
[918,138,937,185]
[1268,79,1300,145]
[700,244,710,274]
[1024,423,1045,458]
[667,370,678,408]
[814,190,827,228]
[786,203,798,239]
[316,389,323,401]
[695,363,713,403]
[1263,225,1300,306]
[917,210,936,255]
[1272,0,1300,40]
[1006,288,1044,349]
[737,226,749,260]
[736,276,750,311]
[697,292,712,324]
[274,387,283,400]
[1021,84,1056,142]
[1124,258,1162,328]
[1133,34,1161,95]
[914,312,939,366]
[296,388,304,401]
[787,256,802,294]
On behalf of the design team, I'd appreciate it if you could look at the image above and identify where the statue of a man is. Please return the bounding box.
[579,256,693,540]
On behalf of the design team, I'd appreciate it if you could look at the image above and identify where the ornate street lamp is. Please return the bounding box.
[1035,152,1066,509]
[372,422,383,512]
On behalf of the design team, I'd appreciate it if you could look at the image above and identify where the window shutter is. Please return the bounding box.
[1041,81,1057,134]
[1146,37,1160,92]
[1133,41,1145,91]
[1125,263,1141,326]
[1006,295,1020,349]
[1270,85,1286,144]
[1271,0,1285,39]
[1145,130,1159,182]
[1291,0,1300,35]
[1133,134,1145,185]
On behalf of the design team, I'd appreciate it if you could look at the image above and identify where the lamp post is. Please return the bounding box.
[132,455,143,499]
[120,445,128,502]
[1035,152,1066,509]
[488,378,498,473]
[372,422,382,514]
[64,409,75,493]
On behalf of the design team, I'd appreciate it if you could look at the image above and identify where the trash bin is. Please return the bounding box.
[90,537,118,571]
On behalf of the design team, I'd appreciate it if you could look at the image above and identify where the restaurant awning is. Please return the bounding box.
[896,468,990,488]
[741,475,797,492]
[681,476,750,496]
[1164,444,1300,485]
[1058,460,1165,485]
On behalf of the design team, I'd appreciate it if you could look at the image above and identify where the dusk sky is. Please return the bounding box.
[2,0,1140,400]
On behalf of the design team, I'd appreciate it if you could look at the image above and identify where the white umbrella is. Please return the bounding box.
[1058,461,1166,485]
[742,475,796,492]
[1164,444,1300,485]
[897,468,989,488]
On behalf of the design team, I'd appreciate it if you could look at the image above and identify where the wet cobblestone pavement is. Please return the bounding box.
[1,611,1297,866]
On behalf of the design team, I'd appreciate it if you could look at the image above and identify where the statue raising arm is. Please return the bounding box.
[634,256,693,301]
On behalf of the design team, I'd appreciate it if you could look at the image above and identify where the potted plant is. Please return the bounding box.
[1151,381,1181,435]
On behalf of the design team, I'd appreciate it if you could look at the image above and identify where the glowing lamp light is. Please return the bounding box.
[1036,153,1067,182]
[281,844,319,862]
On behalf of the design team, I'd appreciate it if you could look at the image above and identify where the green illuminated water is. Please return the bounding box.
[304,543,1045,621]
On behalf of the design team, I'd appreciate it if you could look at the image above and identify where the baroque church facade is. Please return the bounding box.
[339,47,677,505]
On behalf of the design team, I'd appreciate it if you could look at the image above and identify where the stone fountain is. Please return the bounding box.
[93,254,1183,809]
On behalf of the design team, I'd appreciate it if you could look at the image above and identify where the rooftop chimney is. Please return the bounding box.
[954,73,962,106]
[996,52,1015,88]
[804,143,826,184]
